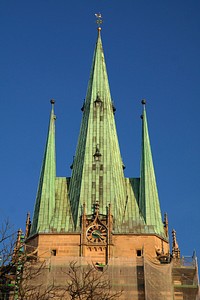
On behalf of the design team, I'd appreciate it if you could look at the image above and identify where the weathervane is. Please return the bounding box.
[95,13,103,29]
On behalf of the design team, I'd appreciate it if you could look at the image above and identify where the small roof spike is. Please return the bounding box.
[50,99,55,105]
[141,99,146,119]
[172,228,180,259]
[141,99,146,106]
[140,99,146,120]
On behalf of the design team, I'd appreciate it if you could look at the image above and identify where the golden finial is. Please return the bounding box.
[95,13,103,31]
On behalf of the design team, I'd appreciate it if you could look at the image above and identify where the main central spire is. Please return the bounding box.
[69,28,127,229]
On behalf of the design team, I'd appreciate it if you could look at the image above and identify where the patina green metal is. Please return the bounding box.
[50,177,74,232]
[30,29,166,238]
[31,102,74,235]
[68,28,132,231]
[139,104,165,235]
[31,101,56,235]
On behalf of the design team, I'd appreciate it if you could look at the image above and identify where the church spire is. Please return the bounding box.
[69,28,126,228]
[139,100,165,236]
[30,100,56,235]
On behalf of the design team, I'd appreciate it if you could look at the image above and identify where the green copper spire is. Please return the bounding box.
[30,100,56,235]
[29,30,166,237]
[139,100,165,236]
[69,28,127,229]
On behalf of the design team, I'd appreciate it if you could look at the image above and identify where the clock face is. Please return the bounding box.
[86,224,107,243]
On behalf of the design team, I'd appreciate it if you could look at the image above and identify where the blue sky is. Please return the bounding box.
[0,1,200,261]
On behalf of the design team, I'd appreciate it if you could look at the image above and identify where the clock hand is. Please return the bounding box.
[92,230,102,239]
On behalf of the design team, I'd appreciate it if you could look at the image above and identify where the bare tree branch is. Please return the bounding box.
[63,261,122,300]
[0,222,122,300]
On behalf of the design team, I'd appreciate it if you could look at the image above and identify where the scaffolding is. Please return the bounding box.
[173,255,199,300]
[1,252,199,299]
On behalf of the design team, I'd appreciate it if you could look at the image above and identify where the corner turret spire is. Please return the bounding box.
[139,100,165,236]
[30,100,56,235]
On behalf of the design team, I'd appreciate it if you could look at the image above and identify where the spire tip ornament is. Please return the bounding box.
[141,99,146,106]
[95,13,103,30]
